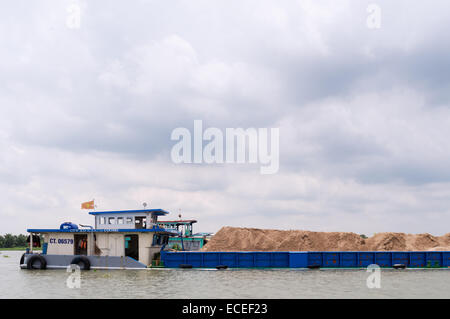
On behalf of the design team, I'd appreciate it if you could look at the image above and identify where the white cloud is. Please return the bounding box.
[1,0,450,235]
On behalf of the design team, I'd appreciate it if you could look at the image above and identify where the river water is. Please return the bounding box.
[1,251,450,298]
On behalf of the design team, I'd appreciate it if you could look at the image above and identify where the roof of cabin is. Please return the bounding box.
[158,220,197,225]
[27,228,178,234]
[88,209,169,216]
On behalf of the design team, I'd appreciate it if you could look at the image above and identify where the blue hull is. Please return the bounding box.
[161,251,450,269]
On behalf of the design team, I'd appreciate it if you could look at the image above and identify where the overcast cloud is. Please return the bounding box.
[1,0,450,235]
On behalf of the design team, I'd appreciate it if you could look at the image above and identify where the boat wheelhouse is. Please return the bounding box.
[157,219,212,251]
[21,209,178,270]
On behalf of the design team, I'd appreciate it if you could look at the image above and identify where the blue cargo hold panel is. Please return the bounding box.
[323,253,340,267]
[161,251,450,269]
[307,253,322,267]
[374,252,391,267]
[341,253,357,267]
[443,253,450,267]
[393,252,409,266]
[410,252,426,268]
[289,252,308,268]
[358,252,375,267]
[161,251,291,268]
[426,252,442,268]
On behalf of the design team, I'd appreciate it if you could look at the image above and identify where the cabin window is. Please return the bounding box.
[108,217,116,224]
[126,217,133,224]
[135,217,146,229]
[117,217,124,225]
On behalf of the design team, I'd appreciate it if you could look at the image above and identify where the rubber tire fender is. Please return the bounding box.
[20,253,25,265]
[26,255,47,270]
[216,265,228,270]
[308,265,321,270]
[393,264,406,269]
[179,264,193,269]
[71,256,91,270]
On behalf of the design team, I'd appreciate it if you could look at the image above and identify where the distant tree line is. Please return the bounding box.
[0,234,28,248]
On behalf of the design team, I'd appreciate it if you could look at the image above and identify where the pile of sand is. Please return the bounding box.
[201,227,450,252]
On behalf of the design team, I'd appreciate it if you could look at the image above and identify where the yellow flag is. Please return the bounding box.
[81,200,95,209]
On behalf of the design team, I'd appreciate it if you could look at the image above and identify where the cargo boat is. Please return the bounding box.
[20,209,450,270]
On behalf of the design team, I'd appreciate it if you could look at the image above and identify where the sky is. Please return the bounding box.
[1,0,450,235]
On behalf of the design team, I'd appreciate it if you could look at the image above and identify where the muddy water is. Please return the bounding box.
[1,251,450,298]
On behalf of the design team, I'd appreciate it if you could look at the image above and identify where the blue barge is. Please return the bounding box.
[21,206,450,270]
[161,250,450,269]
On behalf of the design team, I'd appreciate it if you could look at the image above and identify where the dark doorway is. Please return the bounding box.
[125,234,139,261]
[74,234,88,255]
[135,217,146,229]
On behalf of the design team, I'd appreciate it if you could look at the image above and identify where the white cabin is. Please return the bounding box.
[25,209,179,269]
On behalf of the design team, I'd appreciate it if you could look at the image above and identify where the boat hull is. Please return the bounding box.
[161,251,450,269]
[20,253,147,270]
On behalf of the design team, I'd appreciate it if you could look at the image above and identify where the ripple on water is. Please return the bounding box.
[1,251,450,298]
